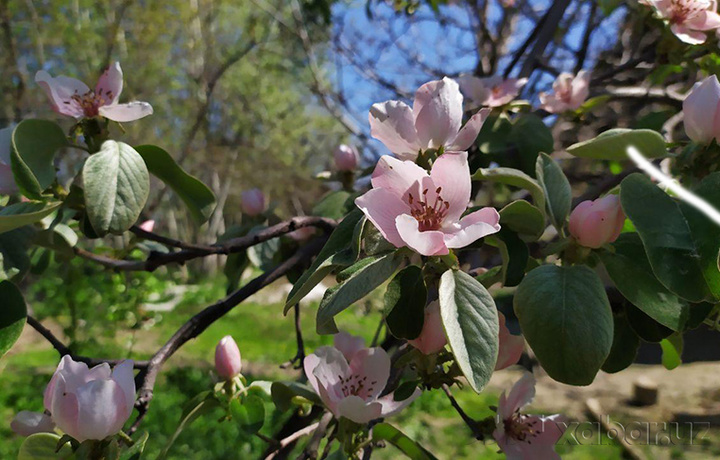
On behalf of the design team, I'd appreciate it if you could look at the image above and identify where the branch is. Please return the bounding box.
[573,167,640,206]
[441,384,484,441]
[128,237,326,433]
[26,315,148,369]
[281,303,305,370]
[264,421,321,460]
[77,216,335,272]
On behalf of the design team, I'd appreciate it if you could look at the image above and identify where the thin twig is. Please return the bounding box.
[442,384,484,440]
[265,421,321,460]
[281,304,305,369]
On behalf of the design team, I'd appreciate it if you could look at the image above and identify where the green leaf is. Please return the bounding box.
[284,209,363,313]
[312,190,353,219]
[660,333,683,370]
[600,233,688,331]
[18,433,73,460]
[230,395,265,434]
[438,269,498,393]
[316,251,404,334]
[11,120,68,199]
[678,172,720,299]
[0,201,61,235]
[566,129,667,161]
[34,224,78,258]
[158,391,220,460]
[626,303,673,342]
[486,229,528,287]
[372,423,439,460]
[511,114,553,176]
[514,264,613,385]
[0,280,26,357]
[601,310,640,374]
[119,431,149,460]
[135,145,216,225]
[620,173,710,302]
[0,226,34,280]
[535,153,571,229]
[384,265,427,340]
[83,141,150,236]
[271,381,321,412]
[472,167,546,215]
[498,200,545,241]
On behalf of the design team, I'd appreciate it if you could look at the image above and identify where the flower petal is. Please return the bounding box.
[111,360,136,416]
[448,108,491,151]
[75,379,128,440]
[370,155,428,201]
[443,207,500,249]
[99,101,153,122]
[50,374,81,441]
[496,312,524,370]
[337,396,383,424]
[429,151,471,222]
[309,346,349,403]
[35,71,88,118]
[395,214,448,256]
[377,387,422,417]
[95,62,123,105]
[333,331,366,363]
[502,373,536,416]
[349,347,391,400]
[355,188,408,248]
[683,75,720,143]
[11,411,55,437]
[671,24,707,44]
[413,77,463,149]
[369,101,421,159]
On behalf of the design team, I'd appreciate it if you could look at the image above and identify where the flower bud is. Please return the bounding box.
[11,411,55,437]
[215,335,242,380]
[0,127,18,195]
[683,75,720,144]
[333,144,359,171]
[43,356,135,442]
[138,220,155,233]
[241,188,266,216]
[408,301,447,355]
[568,194,625,249]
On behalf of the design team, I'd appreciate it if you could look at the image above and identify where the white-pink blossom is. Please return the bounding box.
[683,75,720,143]
[494,373,566,460]
[369,77,490,160]
[408,301,447,355]
[539,71,591,113]
[646,0,720,44]
[568,194,625,249]
[215,335,243,380]
[355,152,500,256]
[334,144,360,171]
[304,332,421,423]
[495,312,524,370]
[456,75,527,109]
[36,62,153,122]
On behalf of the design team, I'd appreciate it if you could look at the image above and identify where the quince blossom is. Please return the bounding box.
[646,0,720,44]
[456,75,527,109]
[539,71,590,113]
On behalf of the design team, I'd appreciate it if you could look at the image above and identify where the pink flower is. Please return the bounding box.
[355,152,501,256]
[646,0,720,44]
[138,220,155,233]
[333,331,366,362]
[369,77,491,160]
[0,126,17,195]
[304,333,421,423]
[241,188,266,216]
[35,62,153,122]
[539,71,591,113]
[456,75,527,109]
[11,411,55,437]
[215,336,243,380]
[683,75,720,144]
[568,194,625,249]
[43,356,135,442]
[334,144,360,171]
[493,373,566,460]
[495,312,524,370]
[408,301,447,354]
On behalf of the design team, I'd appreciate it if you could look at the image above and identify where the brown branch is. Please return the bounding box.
[297,412,334,460]
[26,315,148,369]
[128,237,326,434]
[281,304,305,370]
[442,384,484,441]
[264,421,321,460]
[518,0,572,79]
[77,216,335,272]
[573,167,640,206]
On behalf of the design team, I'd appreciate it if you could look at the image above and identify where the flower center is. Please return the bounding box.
[491,85,503,96]
[408,186,449,231]
[669,0,707,23]
[504,412,541,444]
[338,373,378,400]
[69,90,114,117]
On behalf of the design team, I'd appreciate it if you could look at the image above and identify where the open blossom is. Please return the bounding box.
[43,356,135,442]
[539,71,590,113]
[646,0,720,44]
[568,194,625,249]
[0,126,17,195]
[11,411,55,437]
[494,373,566,460]
[304,332,421,424]
[456,75,527,109]
[241,188,266,216]
[369,77,491,160]
[215,336,243,380]
[408,301,447,355]
[683,75,720,144]
[334,144,360,171]
[496,312,524,370]
[36,62,153,122]
[355,152,501,256]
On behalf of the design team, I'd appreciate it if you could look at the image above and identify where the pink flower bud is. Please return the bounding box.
[683,75,720,144]
[43,356,135,442]
[333,144,359,171]
[11,411,55,437]
[408,301,447,355]
[215,335,242,380]
[241,189,266,216]
[495,312,524,370]
[568,194,625,249]
[138,220,155,233]
[0,127,18,195]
